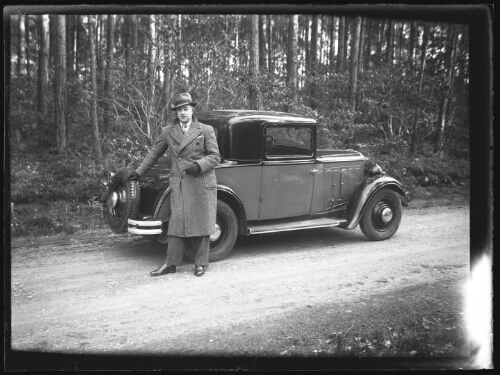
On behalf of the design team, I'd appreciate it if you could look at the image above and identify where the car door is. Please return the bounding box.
[258,125,317,220]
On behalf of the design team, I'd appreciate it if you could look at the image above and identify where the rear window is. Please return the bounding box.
[265,126,314,158]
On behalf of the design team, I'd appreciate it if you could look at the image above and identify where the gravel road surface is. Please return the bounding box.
[9,204,471,368]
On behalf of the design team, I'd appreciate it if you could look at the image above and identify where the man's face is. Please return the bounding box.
[176,105,193,124]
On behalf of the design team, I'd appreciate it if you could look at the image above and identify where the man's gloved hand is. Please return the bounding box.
[127,171,140,181]
[184,162,201,176]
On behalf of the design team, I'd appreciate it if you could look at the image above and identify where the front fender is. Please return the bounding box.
[342,175,405,229]
[151,187,172,220]
[151,183,247,230]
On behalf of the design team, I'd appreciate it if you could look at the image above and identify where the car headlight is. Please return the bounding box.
[369,164,383,176]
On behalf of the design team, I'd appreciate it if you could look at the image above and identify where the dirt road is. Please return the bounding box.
[9,204,470,363]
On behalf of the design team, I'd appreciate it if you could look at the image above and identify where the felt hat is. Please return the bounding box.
[171,92,197,111]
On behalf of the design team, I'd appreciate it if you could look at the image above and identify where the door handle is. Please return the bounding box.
[311,169,319,174]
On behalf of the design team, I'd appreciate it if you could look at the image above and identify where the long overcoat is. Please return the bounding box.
[135,116,221,237]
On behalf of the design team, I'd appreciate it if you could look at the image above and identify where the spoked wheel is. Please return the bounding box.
[359,188,402,241]
[106,169,140,233]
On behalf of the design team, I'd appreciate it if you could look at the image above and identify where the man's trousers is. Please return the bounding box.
[165,235,210,267]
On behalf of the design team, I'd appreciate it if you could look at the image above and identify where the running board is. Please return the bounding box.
[247,217,348,235]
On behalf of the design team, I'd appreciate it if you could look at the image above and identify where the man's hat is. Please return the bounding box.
[171,92,197,111]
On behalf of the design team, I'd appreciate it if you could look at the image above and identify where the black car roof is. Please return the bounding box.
[196,110,317,126]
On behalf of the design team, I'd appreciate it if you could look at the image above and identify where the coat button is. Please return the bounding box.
[178,158,182,161]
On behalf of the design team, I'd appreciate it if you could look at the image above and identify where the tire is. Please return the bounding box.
[105,169,140,233]
[184,200,238,262]
[359,188,402,241]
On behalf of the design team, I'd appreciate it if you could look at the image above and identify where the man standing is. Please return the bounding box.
[128,93,220,277]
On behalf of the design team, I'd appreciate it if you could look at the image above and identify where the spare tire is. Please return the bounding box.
[106,169,141,233]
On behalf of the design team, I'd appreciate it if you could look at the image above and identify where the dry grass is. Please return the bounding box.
[183,277,470,365]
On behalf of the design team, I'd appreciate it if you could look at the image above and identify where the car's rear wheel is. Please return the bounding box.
[184,200,238,262]
[106,169,140,233]
[359,188,402,241]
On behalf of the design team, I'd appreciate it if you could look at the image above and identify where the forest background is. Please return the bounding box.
[6,5,491,238]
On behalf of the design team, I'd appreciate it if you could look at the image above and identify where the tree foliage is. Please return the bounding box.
[9,11,471,168]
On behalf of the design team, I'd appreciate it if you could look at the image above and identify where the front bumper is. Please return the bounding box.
[127,219,162,235]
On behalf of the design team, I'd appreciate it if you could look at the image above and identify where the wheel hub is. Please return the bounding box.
[109,192,119,208]
[380,207,393,223]
[210,223,222,241]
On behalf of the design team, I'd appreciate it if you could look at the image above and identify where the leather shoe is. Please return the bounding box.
[194,266,205,277]
[150,264,176,277]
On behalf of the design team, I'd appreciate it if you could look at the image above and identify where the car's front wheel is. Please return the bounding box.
[359,188,402,241]
[106,169,140,233]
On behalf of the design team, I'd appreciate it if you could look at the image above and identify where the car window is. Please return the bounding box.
[265,126,313,157]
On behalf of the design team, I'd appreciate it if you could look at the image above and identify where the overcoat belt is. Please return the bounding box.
[135,117,221,237]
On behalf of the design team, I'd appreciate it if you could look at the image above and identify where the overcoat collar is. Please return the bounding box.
[170,117,203,152]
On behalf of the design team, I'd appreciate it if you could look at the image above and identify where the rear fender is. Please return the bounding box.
[217,184,248,235]
[343,175,405,229]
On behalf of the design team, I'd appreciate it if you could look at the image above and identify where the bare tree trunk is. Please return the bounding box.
[410,23,429,153]
[131,15,138,72]
[25,15,31,78]
[337,16,345,71]
[104,14,115,129]
[17,15,26,75]
[364,18,372,70]
[124,15,131,79]
[349,16,361,108]
[376,20,385,66]
[75,15,81,77]
[267,15,273,74]
[397,22,404,64]
[409,21,416,74]
[419,24,429,90]
[259,15,267,72]
[358,17,366,75]
[97,15,106,96]
[249,15,261,110]
[287,15,298,105]
[344,17,349,62]
[49,15,56,69]
[239,15,246,70]
[329,15,336,70]
[54,15,68,150]
[310,15,318,73]
[163,15,175,103]
[318,16,324,66]
[309,15,319,109]
[37,15,49,130]
[386,20,394,65]
[176,14,183,83]
[434,24,457,153]
[304,15,310,76]
[146,15,156,139]
[88,15,103,163]
[66,15,73,77]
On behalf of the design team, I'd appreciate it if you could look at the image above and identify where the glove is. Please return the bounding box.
[127,171,140,181]
[184,162,201,176]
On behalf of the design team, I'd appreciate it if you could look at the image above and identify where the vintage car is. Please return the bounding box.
[106,110,405,262]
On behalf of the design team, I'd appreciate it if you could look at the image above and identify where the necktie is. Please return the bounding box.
[182,125,188,133]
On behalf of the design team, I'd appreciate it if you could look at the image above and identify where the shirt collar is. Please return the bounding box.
[180,120,191,133]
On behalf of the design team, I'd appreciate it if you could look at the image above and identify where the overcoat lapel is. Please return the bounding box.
[179,120,202,152]
[169,124,184,146]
